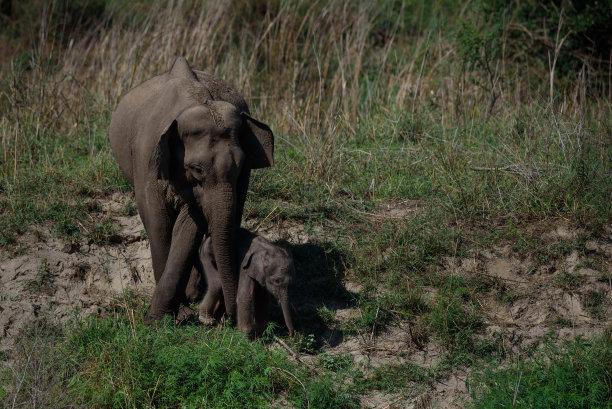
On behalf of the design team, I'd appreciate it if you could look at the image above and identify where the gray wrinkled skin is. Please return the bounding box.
[199,228,295,339]
[109,57,274,323]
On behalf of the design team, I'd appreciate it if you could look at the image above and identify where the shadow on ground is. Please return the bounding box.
[267,241,357,348]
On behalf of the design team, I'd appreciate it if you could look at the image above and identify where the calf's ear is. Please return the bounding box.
[241,250,269,287]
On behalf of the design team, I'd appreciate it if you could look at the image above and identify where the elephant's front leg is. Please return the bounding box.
[146,205,205,323]
[254,287,270,337]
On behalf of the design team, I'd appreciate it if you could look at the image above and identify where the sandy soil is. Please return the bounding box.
[0,193,156,353]
[1,193,610,408]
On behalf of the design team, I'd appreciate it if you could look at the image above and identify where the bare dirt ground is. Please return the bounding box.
[0,193,156,353]
[1,193,610,408]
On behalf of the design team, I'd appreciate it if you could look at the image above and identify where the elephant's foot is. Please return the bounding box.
[198,313,217,326]
[144,304,192,325]
[176,303,195,323]
[144,309,165,325]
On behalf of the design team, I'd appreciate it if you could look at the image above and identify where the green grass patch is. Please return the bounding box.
[357,362,435,394]
[468,332,612,408]
[429,275,503,363]
[1,301,360,409]
[556,271,584,291]
[0,122,129,247]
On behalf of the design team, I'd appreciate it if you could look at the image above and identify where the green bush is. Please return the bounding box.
[468,0,612,80]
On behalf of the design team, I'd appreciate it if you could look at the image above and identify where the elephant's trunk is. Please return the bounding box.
[279,295,294,336]
[209,184,238,319]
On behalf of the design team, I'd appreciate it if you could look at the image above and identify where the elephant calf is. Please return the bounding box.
[199,228,295,339]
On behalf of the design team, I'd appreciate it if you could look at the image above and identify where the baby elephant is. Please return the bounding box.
[199,229,295,339]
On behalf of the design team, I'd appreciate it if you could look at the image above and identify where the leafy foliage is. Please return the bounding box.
[467,0,612,77]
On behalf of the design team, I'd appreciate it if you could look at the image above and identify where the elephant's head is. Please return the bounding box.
[154,97,274,318]
[242,239,295,336]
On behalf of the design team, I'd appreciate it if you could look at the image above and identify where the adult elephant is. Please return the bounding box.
[109,57,274,322]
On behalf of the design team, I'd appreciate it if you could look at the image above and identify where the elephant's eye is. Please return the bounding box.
[187,164,204,182]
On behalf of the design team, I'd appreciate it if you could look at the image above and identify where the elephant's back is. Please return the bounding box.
[193,70,250,114]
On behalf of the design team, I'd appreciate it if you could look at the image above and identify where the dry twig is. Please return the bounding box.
[274,336,315,371]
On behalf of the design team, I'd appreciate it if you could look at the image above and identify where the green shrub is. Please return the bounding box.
[469,0,612,81]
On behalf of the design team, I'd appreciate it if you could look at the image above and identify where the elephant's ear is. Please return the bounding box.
[242,250,269,287]
[149,120,177,181]
[240,112,274,169]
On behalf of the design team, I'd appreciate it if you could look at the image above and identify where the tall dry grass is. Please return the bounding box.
[0,0,610,221]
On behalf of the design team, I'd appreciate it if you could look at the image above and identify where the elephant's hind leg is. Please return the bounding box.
[176,265,204,322]
[135,186,174,284]
[199,286,223,325]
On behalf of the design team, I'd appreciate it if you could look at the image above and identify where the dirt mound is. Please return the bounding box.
[444,224,612,355]
[321,222,612,408]
[0,194,155,353]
